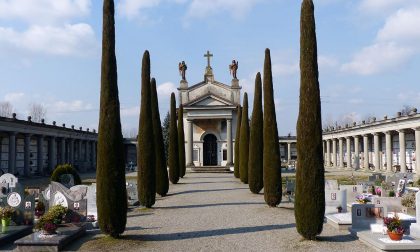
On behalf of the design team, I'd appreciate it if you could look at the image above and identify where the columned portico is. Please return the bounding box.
[69,139,75,165]
[60,138,66,164]
[385,131,393,173]
[399,130,407,173]
[24,133,32,176]
[332,139,337,167]
[373,133,380,172]
[8,132,16,174]
[415,128,420,174]
[363,135,369,171]
[186,119,194,166]
[354,135,360,170]
[346,137,351,169]
[339,138,344,168]
[37,135,44,175]
[226,118,233,166]
[326,140,331,166]
[49,136,57,172]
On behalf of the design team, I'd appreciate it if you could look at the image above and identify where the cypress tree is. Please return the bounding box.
[169,93,180,184]
[295,0,325,240]
[239,93,249,184]
[162,111,170,163]
[178,105,186,178]
[138,51,155,208]
[263,48,282,207]
[234,106,241,178]
[97,0,127,237]
[248,73,264,194]
[151,78,169,197]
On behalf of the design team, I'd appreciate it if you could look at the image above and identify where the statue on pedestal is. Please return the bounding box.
[229,60,238,79]
[179,61,187,81]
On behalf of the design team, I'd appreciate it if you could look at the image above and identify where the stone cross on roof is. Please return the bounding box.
[204,50,213,68]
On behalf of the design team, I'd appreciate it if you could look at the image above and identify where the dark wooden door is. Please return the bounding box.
[203,134,217,166]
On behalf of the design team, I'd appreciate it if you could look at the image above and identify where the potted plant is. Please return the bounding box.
[35,205,68,235]
[375,187,382,196]
[336,206,343,213]
[389,190,395,197]
[0,206,14,227]
[384,216,404,241]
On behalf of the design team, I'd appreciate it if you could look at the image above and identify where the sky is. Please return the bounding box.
[1,0,420,136]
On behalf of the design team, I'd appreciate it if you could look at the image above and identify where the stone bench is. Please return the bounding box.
[0,225,33,246]
[14,223,86,252]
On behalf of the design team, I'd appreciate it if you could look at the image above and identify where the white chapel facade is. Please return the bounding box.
[178,51,241,168]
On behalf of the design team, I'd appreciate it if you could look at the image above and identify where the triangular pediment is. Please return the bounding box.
[186,94,234,107]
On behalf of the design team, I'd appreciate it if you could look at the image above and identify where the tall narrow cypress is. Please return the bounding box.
[239,93,249,184]
[138,51,155,208]
[295,0,325,240]
[178,105,186,178]
[169,93,180,184]
[263,48,282,207]
[248,73,264,194]
[234,106,242,178]
[97,0,127,237]
[151,78,169,197]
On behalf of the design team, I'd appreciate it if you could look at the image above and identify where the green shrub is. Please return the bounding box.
[35,205,69,230]
[401,192,416,208]
[50,164,81,185]
[389,190,395,197]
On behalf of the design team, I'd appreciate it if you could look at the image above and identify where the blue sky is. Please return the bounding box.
[0,0,420,136]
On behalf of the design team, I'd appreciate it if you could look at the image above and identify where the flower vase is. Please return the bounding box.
[388,231,403,241]
[1,218,10,227]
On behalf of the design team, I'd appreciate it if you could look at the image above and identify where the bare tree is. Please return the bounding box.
[0,101,14,117]
[28,103,47,122]
[401,105,415,116]
[123,128,138,138]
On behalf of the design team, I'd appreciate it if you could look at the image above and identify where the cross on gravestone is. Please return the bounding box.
[204,50,213,68]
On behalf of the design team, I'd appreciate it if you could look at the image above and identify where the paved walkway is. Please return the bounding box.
[67,172,371,252]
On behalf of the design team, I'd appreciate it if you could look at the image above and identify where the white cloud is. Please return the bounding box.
[186,0,262,20]
[117,0,161,19]
[318,55,338,69]
[121,106,140,117]
[0,0,91,24]
[157,82,177,99]
[4,92,25,103]
[341,6,420,75]
[358,0,407,14]
[0,24,97,56]
[48,100,93,113]
[272,62,299,77]
[341,42,412,75]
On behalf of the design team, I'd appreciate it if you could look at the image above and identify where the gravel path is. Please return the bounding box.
[66,172,372,252]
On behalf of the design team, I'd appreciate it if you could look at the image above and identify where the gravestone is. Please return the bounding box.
[371,197,403,215]
[5,188,26,225]
[0,182,9,197]
[325,180,339,190]
[126,183,139,206]
[325,189,347,214]
[22,194,35,224]
[351,203,384,231]
[59,174,75,188]
[340,185,363,203]
[357,181,374,193]
[369,173,386,183]
[396,179,407,197]
[25,187,40,198]
[409,191,420,238]
[50,182,88,219]
[86,183,97,223]
[0,173,18,188]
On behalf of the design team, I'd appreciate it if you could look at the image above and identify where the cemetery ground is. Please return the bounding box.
[2,169,371,252]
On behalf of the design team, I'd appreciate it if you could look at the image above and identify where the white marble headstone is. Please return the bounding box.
[86,183,97,220]
[325,180,339,190]
[0,173,18,188]
[325,189,347,214]
[7,192,21,207]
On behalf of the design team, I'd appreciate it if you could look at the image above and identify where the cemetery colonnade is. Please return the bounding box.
[0,115,98,177]
[322,112,420,175]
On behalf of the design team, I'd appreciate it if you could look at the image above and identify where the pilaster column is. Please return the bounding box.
[24,134,32,177]
[186,119,194,166]
[48,137,57,172]
[78,140,83,161]
[385,131,393,173]
[399,130,407,173]
[363,135,369,171]
[287,142,292,164]
[37,135,44,175]
[332,139,337,167]
[326,140,331,166]
[354,136,360,170]
[346,137,351,169]
[92,141,97,169]
[226,119,233,166]
[339,138,344,168]
[86,140,91,171]
[415,128,420,174]
[69,139,75,165]
[8,132,16,174]
[373,133,380,172]
[60,138,66,164]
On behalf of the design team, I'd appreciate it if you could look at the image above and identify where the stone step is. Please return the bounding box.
[190,166,232,173]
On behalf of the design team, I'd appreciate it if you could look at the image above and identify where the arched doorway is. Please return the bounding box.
[203,134,218,166]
